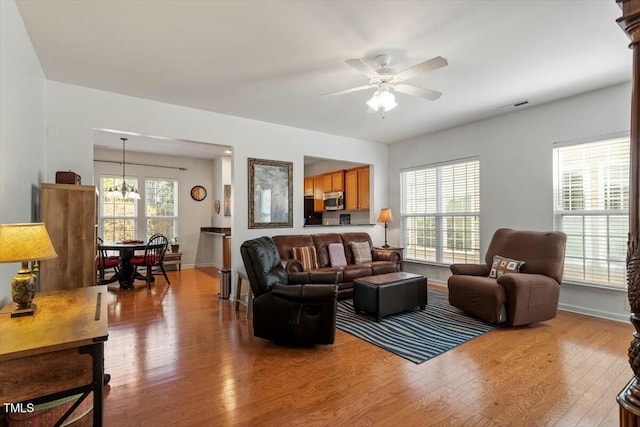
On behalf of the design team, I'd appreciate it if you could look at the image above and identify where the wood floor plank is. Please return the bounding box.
[102,267,634,426]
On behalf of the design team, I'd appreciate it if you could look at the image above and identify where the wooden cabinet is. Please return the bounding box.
[40,183,97,291]
[304,177,314,196]
[313,175,324,212]
[321,171,344,193]
[345,166,370,211]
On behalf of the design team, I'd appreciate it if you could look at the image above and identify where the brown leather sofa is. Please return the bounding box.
[272,232,402,300]
[447,228,567,326]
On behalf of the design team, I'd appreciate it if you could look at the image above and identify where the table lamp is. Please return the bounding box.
[377,208,394,249]
[0,223,57,317]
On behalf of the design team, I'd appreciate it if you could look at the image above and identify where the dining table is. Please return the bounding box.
[100,241,152,290]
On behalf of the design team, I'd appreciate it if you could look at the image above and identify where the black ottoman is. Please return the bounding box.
[353,272,427,321]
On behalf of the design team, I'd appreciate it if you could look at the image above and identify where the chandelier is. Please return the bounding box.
[106,137,140,200]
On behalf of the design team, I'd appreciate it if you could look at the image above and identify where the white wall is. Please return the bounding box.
[0,0,46,306]
[45,81,390,296]
[389,82,631,322]
[93,147,216,268]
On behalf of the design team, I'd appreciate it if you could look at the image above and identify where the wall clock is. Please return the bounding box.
[190,185,207,201]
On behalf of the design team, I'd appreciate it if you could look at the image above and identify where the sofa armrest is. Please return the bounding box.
[283,259,304,272]
[372,248,402,265]
[271,283,338,302]
[450,263,490,276]
[288,272,339,285]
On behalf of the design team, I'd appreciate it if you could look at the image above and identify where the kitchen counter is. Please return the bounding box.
[200,227,231,236]
[304,223,375,227]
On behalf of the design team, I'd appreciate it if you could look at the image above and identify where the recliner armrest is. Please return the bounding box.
[288,271,339,285]
[271,283,338,302]
[450,263,490,276]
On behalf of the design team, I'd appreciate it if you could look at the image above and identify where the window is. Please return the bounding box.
[401,158,480,264]
[145,178,178,239]
[553,136,629,288]
[100,175,138,242]
[99,176,178,242]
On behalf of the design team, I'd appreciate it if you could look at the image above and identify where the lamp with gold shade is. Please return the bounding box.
[377,208,394,249]
[0,223,57,317]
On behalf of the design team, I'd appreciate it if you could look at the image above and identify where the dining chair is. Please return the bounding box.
[96,237,120,285]
[130,234,171,289]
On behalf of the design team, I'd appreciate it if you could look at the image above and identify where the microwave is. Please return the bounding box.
[323,191,344,211]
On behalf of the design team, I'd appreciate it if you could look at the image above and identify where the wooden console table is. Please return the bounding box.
[0,285,108,426]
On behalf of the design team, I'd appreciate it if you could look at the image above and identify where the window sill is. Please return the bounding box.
[561,280,626,292]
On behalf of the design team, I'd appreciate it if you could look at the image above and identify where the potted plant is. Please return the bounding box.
[171,237,179,253]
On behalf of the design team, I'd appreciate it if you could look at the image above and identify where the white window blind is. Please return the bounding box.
[100,175,138,241]
[401,159,480,264]
[553,136,629,288]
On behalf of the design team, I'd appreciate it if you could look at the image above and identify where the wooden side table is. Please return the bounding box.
[235,270,253,318]
[0,286,108,426]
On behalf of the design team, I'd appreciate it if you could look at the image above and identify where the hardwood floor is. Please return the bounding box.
[103,267,633,426]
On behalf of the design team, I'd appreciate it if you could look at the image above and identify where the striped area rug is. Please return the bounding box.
[336,289,499,364]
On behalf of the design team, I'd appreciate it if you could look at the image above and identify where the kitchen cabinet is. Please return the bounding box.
[304,177,314,196]
[322,170,344,193]
[40,183,98,290]
[345,166,370,211]
[313,175,324,212]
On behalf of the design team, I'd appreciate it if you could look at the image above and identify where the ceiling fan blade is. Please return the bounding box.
[323,85,372,97]
[346,58,380,80]
[395,84,442,100]
[395,56,448,81]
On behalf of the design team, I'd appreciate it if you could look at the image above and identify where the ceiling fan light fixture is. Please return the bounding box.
[366,89,397,112]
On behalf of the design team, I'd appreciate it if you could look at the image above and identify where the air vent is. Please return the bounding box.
[497,100,530,110]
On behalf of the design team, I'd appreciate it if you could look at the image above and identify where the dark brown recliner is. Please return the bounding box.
[240,236,339,345]
[447,228,567,326]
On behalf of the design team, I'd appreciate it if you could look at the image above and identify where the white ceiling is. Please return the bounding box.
[17,0,632,152]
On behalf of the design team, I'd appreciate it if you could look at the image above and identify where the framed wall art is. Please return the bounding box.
[248,158,293,228]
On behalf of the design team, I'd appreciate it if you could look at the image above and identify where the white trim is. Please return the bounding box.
[558,302,628,323]
[552,130,629,148]
[399,155,480,173]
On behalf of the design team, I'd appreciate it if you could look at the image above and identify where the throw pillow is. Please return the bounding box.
[350,241,372,264]
[291,246,319,271]
[489,255,525,279]
[328,243,347,267]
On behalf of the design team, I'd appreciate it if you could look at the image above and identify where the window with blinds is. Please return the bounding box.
[400,158,480,264]
[553,136,630,288]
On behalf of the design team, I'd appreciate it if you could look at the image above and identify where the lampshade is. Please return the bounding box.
[367,90,398,112]
[377,208,394,223]
[0,223,57,263]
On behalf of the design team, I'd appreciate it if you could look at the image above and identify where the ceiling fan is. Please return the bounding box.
[328,54,448,115]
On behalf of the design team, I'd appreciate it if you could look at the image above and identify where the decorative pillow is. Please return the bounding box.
[291,246,319,271]
[328,243,347,267]
[489,255,525,279]
[350,241,372,264]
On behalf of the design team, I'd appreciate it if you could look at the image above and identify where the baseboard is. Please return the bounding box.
[558,302,628,323]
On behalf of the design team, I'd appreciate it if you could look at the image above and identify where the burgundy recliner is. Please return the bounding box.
[240,236,339,345]
[447,228,567,326]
